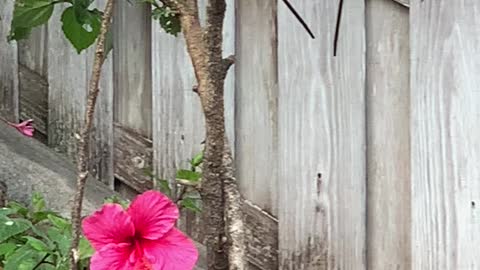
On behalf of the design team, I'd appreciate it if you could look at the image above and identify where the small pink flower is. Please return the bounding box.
[82,190,198,270]
[8,119,34,137]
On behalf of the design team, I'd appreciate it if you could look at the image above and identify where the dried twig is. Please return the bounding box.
[333,0,344,56]
[69,0,115,269]
[282,0,315,39]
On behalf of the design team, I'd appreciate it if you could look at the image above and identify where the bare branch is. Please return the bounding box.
[222,55,235,71]
[333,0,344,56]
[69,0,115,269]
[282,0,315,39]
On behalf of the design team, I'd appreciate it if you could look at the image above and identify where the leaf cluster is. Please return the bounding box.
[144,151,203,213]
[0,193,93,270]
[8,0,181,54]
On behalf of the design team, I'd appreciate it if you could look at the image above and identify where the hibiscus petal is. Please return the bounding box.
[82,204,135,250]
[142,228,198,270]
[90,243,133,270]
[127,190,178,240]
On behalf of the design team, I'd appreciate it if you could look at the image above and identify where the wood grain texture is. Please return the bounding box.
[243,200,278,269]
[278,0,366,269]
[18,65,48,135]
[151,0,235,244]
[366,0,410,269]
[47,4,87,157]
[0,1,19,122]
[113,1,152,136]
[17,26,49,140]
[235,0,278,215]
[48,2,114,186]
[89,0,114,188]
[17,26,48,77]
[392,0,409,8]
[411,1,480,269]
[113,124,153,192]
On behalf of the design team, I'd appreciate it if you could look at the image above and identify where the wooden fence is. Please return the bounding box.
[1,0,480,269]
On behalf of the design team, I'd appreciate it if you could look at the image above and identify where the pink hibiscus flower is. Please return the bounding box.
[7,119,34,137]
[82,190,198,270]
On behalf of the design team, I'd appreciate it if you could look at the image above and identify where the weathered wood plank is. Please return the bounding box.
[18,65,48,136]
[17,26,48,77]
[151,0,235,246]
[0,1,19,122]
[366,0,410,269]
[243,200,278,270]
[392,0,409,8]
[47,4,87,158]
[235,0,278,216]
[113,124,153,192]
[411,1,480,269]
[17,25,49,141]
[113,1,152,136]
[48,3,114,186]
[278,0,366,269]
[88,0,114,188]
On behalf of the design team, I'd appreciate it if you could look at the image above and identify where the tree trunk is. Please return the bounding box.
[167,0,244,268]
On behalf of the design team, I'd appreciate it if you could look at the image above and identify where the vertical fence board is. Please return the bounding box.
[411,1,480,269]
[152,0,235,243]
[18,26,48,77]
[366,0,410,269]
[113,1,152,136]
[47,5,87,158]
[88,0,114,188]
[48,3,113,186]
[235,0,278,215]
[113,1,153,191]
[0,2,19,122]
[17,26,49,139]
[278,0,366,269]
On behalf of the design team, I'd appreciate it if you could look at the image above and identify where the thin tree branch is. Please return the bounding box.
[69,0,115,269]
[220,55,235,78]
[282,0,315,39]
[333,0,344,56]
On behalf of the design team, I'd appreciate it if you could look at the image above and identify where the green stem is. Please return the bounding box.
[32,254,50,270]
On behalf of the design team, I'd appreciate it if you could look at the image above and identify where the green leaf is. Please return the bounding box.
[0,217,32,242]
[11,0,54,28]
[78,237,94,260]
[47,227,70,257]
[190,152,203,167]
[176,170,201,182]
[31,210,60,223]
[180,197,202,213]
[6,201,29,217]
[0,243,17,256]
[9,0,54,41]
[32,192,46,212]
[0,207,16,217]
[61,6,101,53]
[152,6,181,36]
[7,26,31,41]
[47,214,70,231]
[157,179,171,195]
[23,236,50,252]
[4,246,46,270]
[103,28,114,60]
[103,195,130,209]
